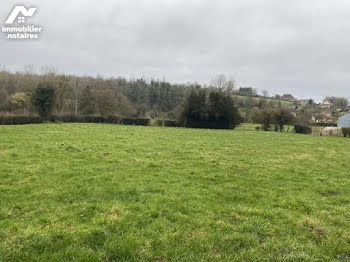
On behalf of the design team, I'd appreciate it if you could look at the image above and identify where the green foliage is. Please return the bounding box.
[31,83,57,120]
[154,119,179,127]
[182,90,242,129]
[251,108,274,131]
[1,124,350,260]
[294,125,312,134]
[273,108,295,131]
[10,93,30,113]
[252,108,295,132]
[0,115,42,125]
[182,90,207,121]
[120,118,150,126]
[342,127,350,137]
[0,115,153,126]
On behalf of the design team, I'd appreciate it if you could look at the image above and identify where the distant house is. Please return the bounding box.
[320,99,333,109]
[238,87,254,96]
[298,99,314,105]
[338,113,350,128]
[281,94,295,101]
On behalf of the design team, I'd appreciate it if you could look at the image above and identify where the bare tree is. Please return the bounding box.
[23,64,35,75]
[262,90,269,97]
[211,74,235,95]
[211,74,227,90]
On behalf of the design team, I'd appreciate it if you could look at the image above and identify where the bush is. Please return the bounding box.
[105,116,121,124]
[84,116,105,123]
[154,119,179,127]
[181,90,242,129]
[0,114,152,127]
[31,83,56,120]
[50,115,113,123]
[154,119,164,126]
[312,123,337,127]
[272,109,294,132]
[0,116,42,125]
[120,118,149,126]
[185,119,231,129]
[163,120,179,127]
[342,128,350,137]
[251,108,274,131]
[294,125,312,134]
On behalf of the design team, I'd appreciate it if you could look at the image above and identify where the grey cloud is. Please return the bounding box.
[1,0,350,100]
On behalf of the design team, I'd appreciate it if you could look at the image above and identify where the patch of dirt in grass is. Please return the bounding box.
[302,224,325,236]
[103,152,110,157]
[321,191,338,197]
[336,253,350,260]
[147,162,159,168]
[300,217,325,236]
[65,145,81,152]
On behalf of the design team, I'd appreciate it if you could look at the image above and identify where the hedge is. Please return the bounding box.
[294,125,312,134]
[164,120,179,127]
[312,123,337,127]
[120,118,149,126]
[154,119,179,127]
[50,115,106,123]
[185,119,234,129]
[342,128,350,137]
[0,116,42,125]
[0,116,181,127]
[0,115,149,126]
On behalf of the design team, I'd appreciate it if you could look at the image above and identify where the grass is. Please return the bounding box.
[0,123,349,261]
[233,95,294,107]
[236,123,325,132]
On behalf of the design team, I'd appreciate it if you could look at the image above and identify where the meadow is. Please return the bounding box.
[0,123,349,261]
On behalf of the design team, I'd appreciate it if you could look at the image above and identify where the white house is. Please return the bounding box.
[338,113,350,128]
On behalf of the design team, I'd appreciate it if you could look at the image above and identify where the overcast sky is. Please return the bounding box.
[1,0,350,101]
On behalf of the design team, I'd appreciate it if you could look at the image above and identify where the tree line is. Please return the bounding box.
[0,69,201,119]
[1,69,348,129]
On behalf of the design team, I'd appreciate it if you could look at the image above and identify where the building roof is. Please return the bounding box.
[338,113,350,128]
[323,100,333,105]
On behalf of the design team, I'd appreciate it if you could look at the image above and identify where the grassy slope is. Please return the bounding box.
[233,95,294,107]
[0,124,349,261]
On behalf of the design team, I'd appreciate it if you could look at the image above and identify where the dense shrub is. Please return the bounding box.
[181,90,242,129]
[120,118,149,126]
[312,123,337,127]
[251,108,274,131]
[294,125,312,134]
[50,115,113,123]
[154,119,164,126]
[105,116,121,124]
[31,83,56,120]
[0,115,151,126]
[0,116,42,125]
[84,116,105,123]
[273,109,295,131]
[342,128,350,137]
[185,119,231,129]
[163,120,179,127]
[154,119,179,127]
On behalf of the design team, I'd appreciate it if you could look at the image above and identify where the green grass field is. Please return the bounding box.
[233,95,294,107]
[1,124,349,261]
